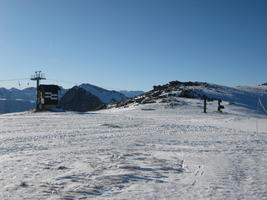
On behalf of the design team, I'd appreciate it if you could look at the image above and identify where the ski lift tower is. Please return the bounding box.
[31,71,46,110]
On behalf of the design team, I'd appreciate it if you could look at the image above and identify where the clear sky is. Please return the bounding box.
[0,0,266,91]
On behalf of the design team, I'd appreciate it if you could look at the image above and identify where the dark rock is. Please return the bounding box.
[169,81,182,87]
[135,97,145,103]
[151,91,162,97]
[19,182,28,187]
[57,166,68,170]
[179,90,195,98]
[141,98,156,104]
[153,85,165,91]
[183,81,201,86]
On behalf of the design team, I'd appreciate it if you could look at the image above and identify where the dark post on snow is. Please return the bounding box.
[218,99,224,112]
[31,71,46,110]
[203,96,207,113]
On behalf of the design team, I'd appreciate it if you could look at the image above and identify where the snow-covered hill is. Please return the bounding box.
[180,83,267,110]
[114,81,267,113]
[80,83,127,103]
[0,98,266,199]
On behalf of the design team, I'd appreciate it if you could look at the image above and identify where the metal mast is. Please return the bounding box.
[31,71,46,110]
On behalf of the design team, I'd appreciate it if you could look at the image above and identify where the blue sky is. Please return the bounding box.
[0,0,266,91]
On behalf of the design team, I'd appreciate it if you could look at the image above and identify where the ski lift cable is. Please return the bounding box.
[0,78,30,82]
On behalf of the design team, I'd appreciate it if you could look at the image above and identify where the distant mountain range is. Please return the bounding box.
[119,90,144,98]
[0,83,144,114]
[0,87,36,114]
[79,83,127,103]
[0,87,36,101]
[1,81,266,114]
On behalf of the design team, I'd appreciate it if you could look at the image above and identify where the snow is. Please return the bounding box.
[0,98,267,199]
[184,84,267,110]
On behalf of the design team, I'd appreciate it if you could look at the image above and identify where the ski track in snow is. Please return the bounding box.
[0,99,267,200]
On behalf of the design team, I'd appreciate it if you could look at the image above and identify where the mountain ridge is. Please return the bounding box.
[111,81,267,113]
[0,83,131,114]
[1,81,266,114]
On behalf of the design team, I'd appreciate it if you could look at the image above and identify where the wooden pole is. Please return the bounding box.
[204,97,207,113]
[218,99,224,112]
[218,99,221,112]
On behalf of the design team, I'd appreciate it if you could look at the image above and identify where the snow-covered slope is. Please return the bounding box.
[0,99,266,199]
[80,83,127,103]
[114,81,267,113]
[182,83,267,110]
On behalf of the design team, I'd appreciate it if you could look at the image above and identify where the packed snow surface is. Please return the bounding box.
[0,98,266,200]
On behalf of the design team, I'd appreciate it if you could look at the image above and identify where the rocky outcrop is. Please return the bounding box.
[60,86,103,112]
[111,81,208,108]
[110,80,267,112]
